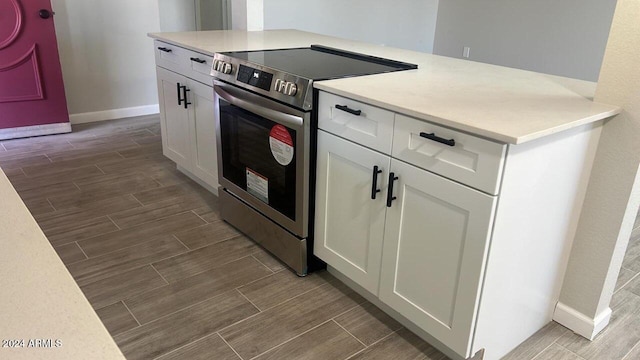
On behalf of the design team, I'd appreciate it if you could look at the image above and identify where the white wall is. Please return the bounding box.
[433,0,617,81]
[159,0,197,32]
[555,0,640,338]
[231,0,263,31]
[263,0,439,53]
[51,0,161,118]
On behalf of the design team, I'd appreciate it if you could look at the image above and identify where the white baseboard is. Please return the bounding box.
[0,122,72,140]
[69,104,159,124]
[553,302,611,340]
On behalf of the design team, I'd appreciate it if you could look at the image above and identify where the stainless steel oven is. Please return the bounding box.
[212,46,417,276]
[214,81,310,239]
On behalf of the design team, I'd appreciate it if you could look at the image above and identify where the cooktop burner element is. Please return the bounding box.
[211,45,417,111]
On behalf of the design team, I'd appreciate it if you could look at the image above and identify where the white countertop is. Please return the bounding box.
[0,169,125,360]
[149,30,620,144]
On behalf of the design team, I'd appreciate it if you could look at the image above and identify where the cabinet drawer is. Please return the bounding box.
[393,114,506,195]
[154,40,189,72]
[185,49,214,84]
[318,92,394,154]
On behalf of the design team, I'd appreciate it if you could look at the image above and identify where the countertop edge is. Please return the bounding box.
[314,84,621,145]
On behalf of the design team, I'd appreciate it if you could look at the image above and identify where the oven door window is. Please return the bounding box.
[219,100,297,220]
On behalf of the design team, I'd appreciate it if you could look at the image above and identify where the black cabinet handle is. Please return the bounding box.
[419,132,455,147]
[177,83,184,106]
[158,47,173,53]
[182,86,191,109]
[335,104,362,116]
[386,172,398,207]
[371,166,383,200]
[190,57,206,64]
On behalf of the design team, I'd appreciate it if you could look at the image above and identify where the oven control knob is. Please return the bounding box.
[222,63,233,74]
[284,82,298,96]
[212,60,220,72]
[275,79,284,92]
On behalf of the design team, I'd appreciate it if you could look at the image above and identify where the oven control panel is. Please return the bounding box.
[237,65,273,91]
[212,53,313,111]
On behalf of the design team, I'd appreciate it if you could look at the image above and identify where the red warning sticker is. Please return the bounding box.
[269,125,294,166]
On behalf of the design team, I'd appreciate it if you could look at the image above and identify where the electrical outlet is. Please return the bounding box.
[463,46,471,58]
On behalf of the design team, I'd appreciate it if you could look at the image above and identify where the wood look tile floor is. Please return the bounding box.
[3,115,640,360]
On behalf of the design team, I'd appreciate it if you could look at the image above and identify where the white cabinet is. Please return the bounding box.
[315,91,602,360]
[154,41,218,192]
[380,158,496,355]
[315,131,389,294]
[315,128,497,356]
[188,79,218,187]
[157,68,191,168]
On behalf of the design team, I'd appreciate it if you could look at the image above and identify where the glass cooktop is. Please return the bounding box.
[222,45,418,81]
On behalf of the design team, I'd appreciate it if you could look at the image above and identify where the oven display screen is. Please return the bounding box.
[237,65,273,91]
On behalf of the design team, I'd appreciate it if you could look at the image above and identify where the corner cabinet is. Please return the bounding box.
[314,91,603,360]
[154,40,218,192]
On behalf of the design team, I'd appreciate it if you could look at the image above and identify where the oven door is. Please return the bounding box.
[214,81,310,238]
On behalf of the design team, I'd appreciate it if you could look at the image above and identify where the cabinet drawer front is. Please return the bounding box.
[154,41,189,72]
[318,92,394,154]
[380,159,497,357]
[393,114,506,195]
[185,49,214,84]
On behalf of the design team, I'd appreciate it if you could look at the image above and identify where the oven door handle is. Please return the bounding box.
[214,83,305,128]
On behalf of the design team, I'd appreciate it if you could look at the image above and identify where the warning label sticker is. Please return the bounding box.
[246,168,268,204]
[269,124,294,166]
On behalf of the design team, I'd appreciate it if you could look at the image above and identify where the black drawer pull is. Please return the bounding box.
[419,132,455,147]
[190,57,206,64]
[158,47,172,53]
[386,172,398,207]
[335,104,362,116]
[177,83,183,106]
[371,166,383,200]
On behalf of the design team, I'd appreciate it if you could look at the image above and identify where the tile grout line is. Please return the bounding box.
[217,333,245,360]
[120,301,143,327]
[150,264,171,285]
[46,197,57,212]
[116,287,255,338]
[235,288,263,312]
[557,342,588,360]
[74,241,90,262]
[247,319,335,360]
[150,252,260,287]
[332,318,368,348]
[171,234,191,251]
[236,275,334,314]
[131,193,147,207]
[622,338,640,360]
[249,254,276,274]
[95,164,106,175]
[616,271,640,294]
[211,282,338,338]
[106,215,121,230]
[190,209,209,224]
[529,341,560,360]
[344,328,401,360]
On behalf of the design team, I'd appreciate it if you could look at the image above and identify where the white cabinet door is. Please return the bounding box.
[379,159,497,357]
[314,130,390,294]
[187,79,218,189]
[157,67,191,169]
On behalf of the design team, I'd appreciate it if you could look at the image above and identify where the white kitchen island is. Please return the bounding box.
[148,29,620,360]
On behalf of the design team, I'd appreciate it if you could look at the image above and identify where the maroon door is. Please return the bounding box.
[0,0,69,134]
